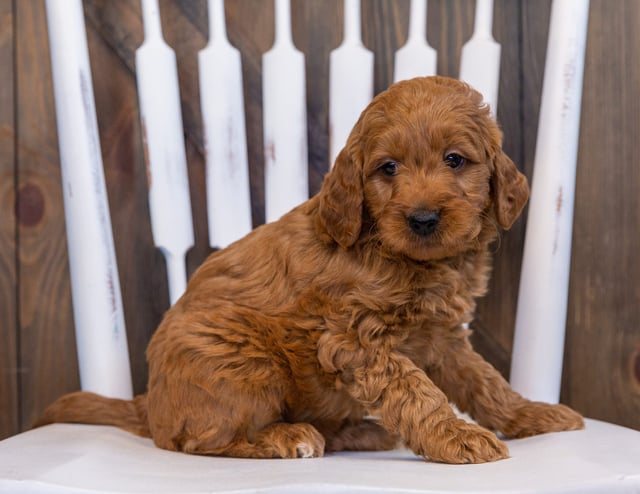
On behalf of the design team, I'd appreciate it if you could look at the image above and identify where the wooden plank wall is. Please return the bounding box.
[0,0,18,439]
[0,0,638,439]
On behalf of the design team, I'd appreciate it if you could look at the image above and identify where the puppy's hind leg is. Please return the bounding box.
[175,380,325,458]
[186,421,326,459]
[149,363,325,459]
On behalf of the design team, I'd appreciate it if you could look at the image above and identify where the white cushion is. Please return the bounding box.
[1,419,639,493]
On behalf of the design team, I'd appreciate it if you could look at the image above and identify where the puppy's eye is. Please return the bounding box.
[444,153,465,170]
[380,162,399,176]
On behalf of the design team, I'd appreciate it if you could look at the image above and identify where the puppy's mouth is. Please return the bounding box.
[374,205,478,261]
[402,208,472,260]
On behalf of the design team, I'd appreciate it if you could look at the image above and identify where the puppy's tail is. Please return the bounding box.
[33,391,151,438]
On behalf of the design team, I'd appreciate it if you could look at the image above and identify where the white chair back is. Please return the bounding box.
[46,0,588,407]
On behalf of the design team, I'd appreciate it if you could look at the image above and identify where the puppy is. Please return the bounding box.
[37,76,584,463]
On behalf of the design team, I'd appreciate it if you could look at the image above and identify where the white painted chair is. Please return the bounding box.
[1,0,639,493]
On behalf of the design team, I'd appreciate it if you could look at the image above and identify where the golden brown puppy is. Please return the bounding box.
[37,76,584,463]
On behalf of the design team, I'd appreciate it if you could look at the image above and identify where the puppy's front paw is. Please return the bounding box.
[502,402,584,439]
[425,418,509,464]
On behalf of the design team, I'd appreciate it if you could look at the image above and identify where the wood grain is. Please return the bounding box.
[15,0,79,429]
[362,0,408,93]
[0,0,19,440]
[428,0,474,79]
[292,0,341,189]
[562,0,640,430]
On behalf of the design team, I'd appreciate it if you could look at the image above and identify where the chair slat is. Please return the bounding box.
[329,0,374,167]
[199,0,252,248]
[511,0,590,404]
[263,0,309,223]
[459,0,501,115]
[394,0,437,82]
[44,0,132,399]
[136,0,194,304]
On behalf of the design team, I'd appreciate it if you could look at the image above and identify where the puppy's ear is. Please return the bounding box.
[317,147,364,248]
[492,150,529,229]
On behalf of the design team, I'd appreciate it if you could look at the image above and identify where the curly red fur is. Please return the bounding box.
[36,76,583,463]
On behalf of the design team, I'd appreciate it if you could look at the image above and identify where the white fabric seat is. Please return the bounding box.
[1,420,640,493]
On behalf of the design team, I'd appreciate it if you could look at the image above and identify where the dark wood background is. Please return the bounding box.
[1,0,639,439]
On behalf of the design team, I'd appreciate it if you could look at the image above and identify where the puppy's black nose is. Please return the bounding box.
[408,210,440,236]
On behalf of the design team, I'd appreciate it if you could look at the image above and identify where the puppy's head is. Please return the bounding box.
[317,76,529,261]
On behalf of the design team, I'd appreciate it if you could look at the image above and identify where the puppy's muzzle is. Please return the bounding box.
[408,210,440,237]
